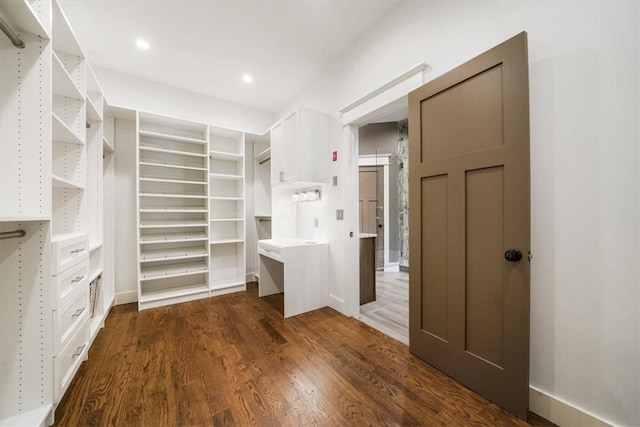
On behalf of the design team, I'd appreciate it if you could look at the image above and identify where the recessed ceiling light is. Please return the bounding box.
[136,38,150,50]
[243,74,253,84]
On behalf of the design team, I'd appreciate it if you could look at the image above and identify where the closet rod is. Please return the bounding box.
[258,157,271,165]
[0,15,25,49]
[258,218,271,222]
[0,229,26,240]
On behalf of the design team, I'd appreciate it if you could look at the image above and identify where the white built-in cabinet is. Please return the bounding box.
[135,115,247,310]
[270,106,330,187]
[0,1,115,424]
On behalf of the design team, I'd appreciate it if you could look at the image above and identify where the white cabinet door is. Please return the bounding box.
[282,111,299,184]
[270,121,285,186]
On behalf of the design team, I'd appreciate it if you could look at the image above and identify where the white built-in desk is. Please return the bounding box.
[257,238,328,318]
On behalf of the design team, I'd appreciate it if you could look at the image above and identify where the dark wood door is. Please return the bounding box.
[408,32,530,419]
[359,166,384,269]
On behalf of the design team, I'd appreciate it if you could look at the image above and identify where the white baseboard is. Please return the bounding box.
[529,387,612,427]
[328,294,346,314]
[115,290,138,305]
[246,273,256,283]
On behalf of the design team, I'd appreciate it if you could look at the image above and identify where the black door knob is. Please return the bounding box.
[504,249,522,262]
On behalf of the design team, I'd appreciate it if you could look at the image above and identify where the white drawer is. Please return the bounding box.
[53,259,89,310]
[53,286,89,355]
[258,243,283,262]
[54,315,88,403]
[52,233,88,275]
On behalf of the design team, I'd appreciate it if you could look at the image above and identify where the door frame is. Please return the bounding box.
[341,68,426,319]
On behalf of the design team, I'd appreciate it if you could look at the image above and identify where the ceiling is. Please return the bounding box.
[59,0,400,113]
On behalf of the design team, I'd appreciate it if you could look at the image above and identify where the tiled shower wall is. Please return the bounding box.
[398,121,409,270]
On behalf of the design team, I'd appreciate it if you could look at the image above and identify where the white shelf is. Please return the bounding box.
[52,174,85,190]
[140,206,208,213]
[0,404,53,427]
[210,278,245,290]
[140,220,208,228]
[210,238,245,245]
[86,96,101,121]
[209,151,243,161]
[52,52,83,100]
[139,192,207,199]
[52,231,87,243]
[210,196,244,201]
[89,241,103,252]
[210,218,244,222]
[140,247,208,263]
[140,261,208,281]
[139,130,207,145]
[52,113,83,145]
[139,145,207,158]
[103,137,114,153]
[139,282,209,303]
[140,232,208,244]
[140,177,206,185]
[88,267,103,284]
[209,173,243,180]
[139,160,207,172]
[53,0,84,56]
[0,1,50,40]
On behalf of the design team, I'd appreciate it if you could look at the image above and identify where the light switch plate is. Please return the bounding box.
[336,209,344,220]
[332,176,338,186]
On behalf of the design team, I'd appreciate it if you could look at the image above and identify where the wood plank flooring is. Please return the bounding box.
[359,271,409,345]
[54,283,553,426]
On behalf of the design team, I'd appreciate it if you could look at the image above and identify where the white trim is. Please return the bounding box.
[358,154,391,166]
[328,294,346,313]
[339,63,428,116]
[115,290,138,305]
[529,387,613,427]
[245,273,255,282]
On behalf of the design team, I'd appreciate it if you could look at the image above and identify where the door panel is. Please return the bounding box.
[409,32,530,419]
[420,174,449,341]
[465,166,504,367]
[420,65,504,162]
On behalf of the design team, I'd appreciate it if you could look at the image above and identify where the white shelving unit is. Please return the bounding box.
[136,112,210,310]
[1,1,116,423]
[209,127,246,294]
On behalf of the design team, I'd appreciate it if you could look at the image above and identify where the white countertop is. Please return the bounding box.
[258,238,328,249]
[359,233,377,239]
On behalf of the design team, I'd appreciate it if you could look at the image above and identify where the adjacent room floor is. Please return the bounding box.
[358,270,409,345]
[54,282,552,426]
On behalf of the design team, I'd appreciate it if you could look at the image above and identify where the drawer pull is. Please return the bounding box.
[70,248,84,254]
[72,345,86,359]
[71,308,85,318]
[71,275,85,283]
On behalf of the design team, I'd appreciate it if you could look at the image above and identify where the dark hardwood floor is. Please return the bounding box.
[54,283,553,426]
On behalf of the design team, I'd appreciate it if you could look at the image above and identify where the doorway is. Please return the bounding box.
[356,118,409,344]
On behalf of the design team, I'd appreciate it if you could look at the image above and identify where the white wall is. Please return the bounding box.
[95,67,275,134]
[283,2,640,426]
[113,118,138,304]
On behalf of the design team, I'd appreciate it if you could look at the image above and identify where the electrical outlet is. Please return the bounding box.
[336,209,344,220]
[314,218,319,227]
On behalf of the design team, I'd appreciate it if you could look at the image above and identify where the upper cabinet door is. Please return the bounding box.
[282,111,299,184]
[270,106,334,188]
[270,121,284,186]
